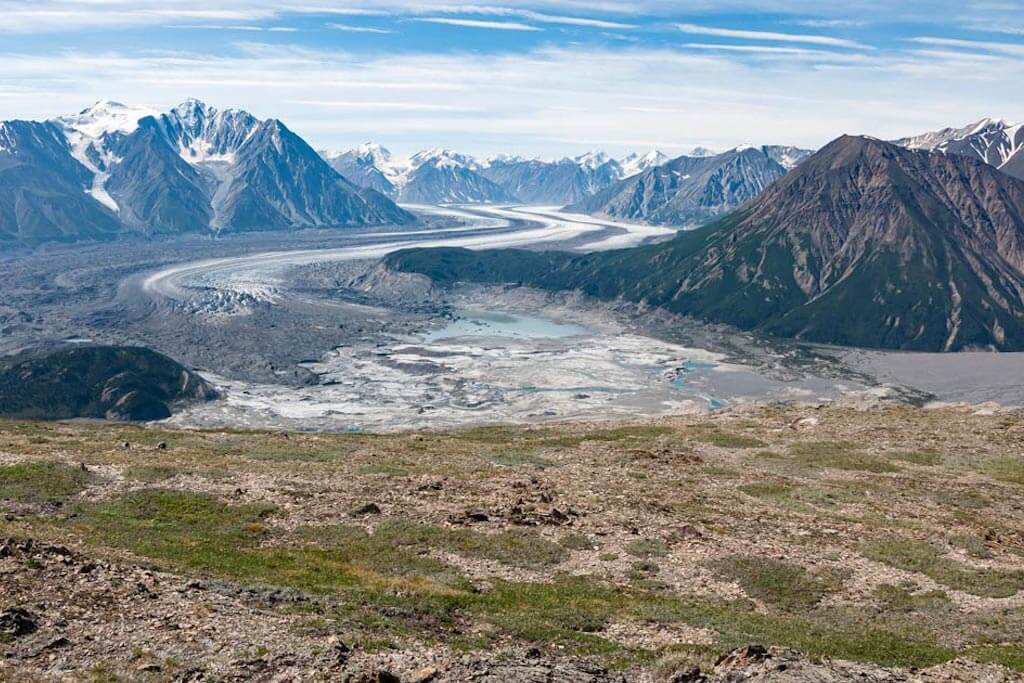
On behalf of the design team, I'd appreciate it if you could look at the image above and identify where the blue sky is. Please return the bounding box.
[1,1,1023,158]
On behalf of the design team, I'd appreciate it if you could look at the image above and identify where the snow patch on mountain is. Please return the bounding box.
[572,151,612,172]
[410,148,481,170]
[55,100,158,212]
[620,150,668,177]
[157,98,260,172]
[484,153,529,166]
[352,142,393,167]
[893,117,1024,179]
[0,123,16,154]
[57,100,156,140]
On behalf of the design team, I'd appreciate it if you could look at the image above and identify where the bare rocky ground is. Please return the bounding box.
[2,404,1024,681]
[0,220,465,387]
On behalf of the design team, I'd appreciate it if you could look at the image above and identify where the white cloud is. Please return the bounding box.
[1,40,1020,159]
[0,0,995,36]
[682,43,839,58]
[908,36,1024,57]
[326,22,392,33]
[515,10,634,29]
[676,23,869,49]
[168,24,299,32]
[413,17,541,31]
[283,5,389,16]
[288,99,480,111]
[422,6,636,29]
[794,19,867,28]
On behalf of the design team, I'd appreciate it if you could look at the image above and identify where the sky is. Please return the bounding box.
[1,1,1023,159]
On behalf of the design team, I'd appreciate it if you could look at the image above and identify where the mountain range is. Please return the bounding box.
[894,117,1024,181]
[568,145,813,227]
[323,146,678,206]
[0,100,413,246]
[386,135,1024,352]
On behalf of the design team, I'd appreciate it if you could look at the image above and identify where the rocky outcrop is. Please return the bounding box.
[0,345,218,421]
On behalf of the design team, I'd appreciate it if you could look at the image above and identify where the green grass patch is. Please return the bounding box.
[249,441,361,463]
[983,458,1024,486]
[625,538,670,559]
[949,534,993,560]
[482,448,555,468]
[124,464,181,483]
[443,527,567,568]
[738,479,861,513]
[862,537,1024,598]
[584,425,675,443]
[477,576,623,645]
[632,596,956,669]
[694,430,765,449]
[0,461,96,504]
[872,584,952,614]
[790,442,900,473]
[709,555,846,611]
[738,481,792,502]
[73,489,276,573]
[964,643,1024,672]
[330,520,567,570]
[888,450,942,466]
[559,532,596,551]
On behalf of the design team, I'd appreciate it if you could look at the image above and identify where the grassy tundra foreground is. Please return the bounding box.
[2,406,1024,681]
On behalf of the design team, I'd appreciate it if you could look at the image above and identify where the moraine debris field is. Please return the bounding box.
[3,404,1024,681]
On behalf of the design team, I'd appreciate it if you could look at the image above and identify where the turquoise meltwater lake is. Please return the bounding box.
[423,310,589,342]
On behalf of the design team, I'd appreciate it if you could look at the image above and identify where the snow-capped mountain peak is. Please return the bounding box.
[352,142,393,166]
[970,117,1015,135]
[57,100,157,139]
[158,100,261,168]
[53,100,159,213]
[410,148,480,170]
[893,116,1024,180]
[484,153,529,167]
[572,150,613,171]
[619,149,668,177]
[169,98,217,126]
[896,117,1015,152]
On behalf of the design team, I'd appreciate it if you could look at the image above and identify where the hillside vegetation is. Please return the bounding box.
[2,405,1024,680]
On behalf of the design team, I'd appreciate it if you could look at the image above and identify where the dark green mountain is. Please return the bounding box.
[0,345,218,421]
[387,136,1024,351]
